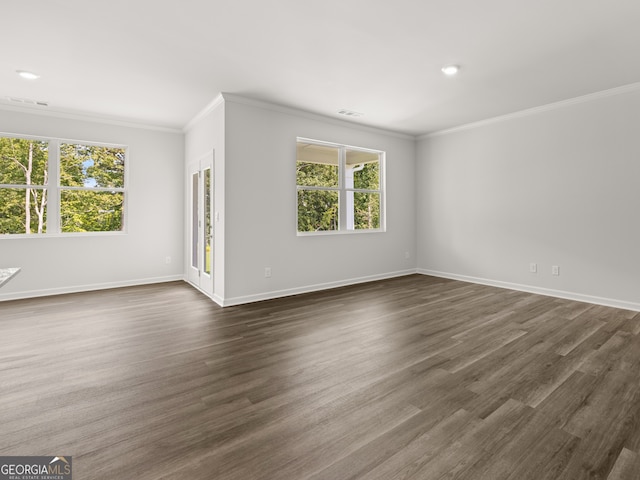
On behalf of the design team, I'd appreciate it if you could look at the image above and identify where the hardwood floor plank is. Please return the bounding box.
[307,402,477,480]
[561,368,640,441]
[553,316,606,356]
[359,408,483,480]
[607,448,640,480]
[440,327,528,373]
[578,330,634,375]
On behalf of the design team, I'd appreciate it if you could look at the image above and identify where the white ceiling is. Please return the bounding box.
[3,0,640,135]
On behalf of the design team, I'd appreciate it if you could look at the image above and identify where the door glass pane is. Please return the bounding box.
[203,168,212,275]
[191,172,198,269]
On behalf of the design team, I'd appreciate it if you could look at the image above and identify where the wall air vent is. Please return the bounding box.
[337,109,363,117]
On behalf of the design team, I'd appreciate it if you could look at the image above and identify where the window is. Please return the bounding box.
[0,134,127,235]
[296,138,384,234]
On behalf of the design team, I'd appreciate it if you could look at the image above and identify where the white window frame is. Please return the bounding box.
[296,137,386,236]
[0,132,128,237]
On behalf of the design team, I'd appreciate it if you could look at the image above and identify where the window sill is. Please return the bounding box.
[297,228,385,237]
[0,231,127,239]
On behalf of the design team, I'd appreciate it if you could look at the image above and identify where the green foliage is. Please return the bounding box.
[60,191,124,232]
[353,162,379,190]
[352,163,380,229]
[0,137,49,234]
[60,143,125,188]
[0,188,29,234]
[297,190,339,231]
[296,161,338,187]
[204,168,212,274]
[297,161,340,231]
[354,192,381,229]
[0,137,48,185]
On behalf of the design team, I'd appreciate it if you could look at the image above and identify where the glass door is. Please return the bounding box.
[187,153,214,293]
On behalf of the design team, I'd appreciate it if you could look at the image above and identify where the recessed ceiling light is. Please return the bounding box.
[16,70,40,80]
[441,65,460,76]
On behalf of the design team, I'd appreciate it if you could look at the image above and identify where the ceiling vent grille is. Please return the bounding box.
[5,96,49,107]
[338,109,363,117]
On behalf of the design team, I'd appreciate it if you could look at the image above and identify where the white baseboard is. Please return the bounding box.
[211,294,225,307]
[11,269,634,313]
[183,281,225,308]
[418,269,640,312]
[0,275,186,302]
[218,269,418,307]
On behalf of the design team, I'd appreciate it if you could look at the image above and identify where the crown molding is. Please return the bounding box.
[218,93,416,140]
[182,93,225,132]
[421,81,640,140]
[0,102,184,134]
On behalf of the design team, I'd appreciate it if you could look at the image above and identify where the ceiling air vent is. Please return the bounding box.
[5,96,49,107]
[338,109,363,117]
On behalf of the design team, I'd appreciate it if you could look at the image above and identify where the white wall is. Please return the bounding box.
[0,109,185,300]
[222,96,417,305]
[184,98,226,302]
[416,88,640,310]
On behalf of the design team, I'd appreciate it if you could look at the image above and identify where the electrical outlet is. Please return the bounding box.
[264,267,272,278]
[165,256,171,264]
[552,265,560,276]
[405,251,410,259]
[529,262,537,273]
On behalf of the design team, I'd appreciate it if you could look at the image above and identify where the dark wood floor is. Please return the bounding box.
[1,275,640,479]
